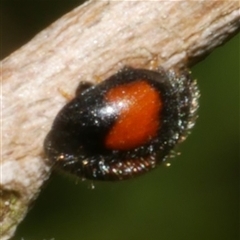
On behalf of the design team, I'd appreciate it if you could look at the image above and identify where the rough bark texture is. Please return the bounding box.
[1,1,239,239]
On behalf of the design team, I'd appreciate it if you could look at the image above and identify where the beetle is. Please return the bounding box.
[44,67,199,181]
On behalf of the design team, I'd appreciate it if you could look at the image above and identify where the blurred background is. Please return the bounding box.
[1,1,239,240]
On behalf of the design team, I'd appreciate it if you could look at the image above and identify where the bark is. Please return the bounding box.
[1,1,239,239]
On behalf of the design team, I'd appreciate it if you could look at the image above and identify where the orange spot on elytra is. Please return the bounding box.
[105,80,162,150]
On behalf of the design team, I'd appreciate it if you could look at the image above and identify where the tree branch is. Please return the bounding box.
[1,1,239,239]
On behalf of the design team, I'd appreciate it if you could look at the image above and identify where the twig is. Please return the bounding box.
[1,1,239,239]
